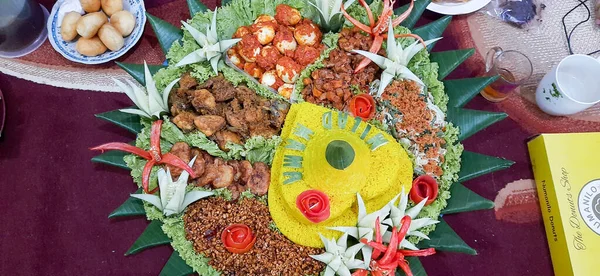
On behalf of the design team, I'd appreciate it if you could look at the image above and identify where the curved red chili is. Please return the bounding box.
[409,175,439,206]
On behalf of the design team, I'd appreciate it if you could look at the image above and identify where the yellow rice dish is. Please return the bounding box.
[268,102,413,247]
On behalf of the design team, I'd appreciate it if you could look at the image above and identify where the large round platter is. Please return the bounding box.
[427,0,491,15]
[89,0,512,275]
[47,0,146,64]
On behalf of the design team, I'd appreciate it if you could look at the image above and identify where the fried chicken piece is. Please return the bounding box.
[166,142,191,178]
[168,90,192,116]
[193,115,226,137]
[244,106,266,124]
[247,162,270,195]
[268,100,290,129]
[190,148,206,179]
[190,89,216,114]
[197,161,218,187]
[227,184,242,200]
[225,110,249,135]
[199,75,237,102]
[212,159,235,188]
[227,160,242,183]
[238,160,253,184]
[172,111,197,132]
[214,130,243,151]
[249,124,279,138]
[177,73,197,97]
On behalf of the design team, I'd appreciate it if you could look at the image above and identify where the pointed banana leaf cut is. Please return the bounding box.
[159,251,194,276]
[458,151,515,182]
[109,188,146,218]
[446,107,507,141]
[417,218,477,255]
[147,13,183,55]
[429,49,475,80]
[187,0,208,17]
[116,62,166,86]
[92,150,130,170]
[125,220,171,256]
[442,183,494,215]
[221,0,233,6]
[95,109,143,134]
[396,257,427,276]
[396,0,432,29]
[444,76,499,107]
[412,16,451,50]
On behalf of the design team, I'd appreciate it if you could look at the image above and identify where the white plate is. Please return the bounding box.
[47,0,146,64]
[427,0,491,15]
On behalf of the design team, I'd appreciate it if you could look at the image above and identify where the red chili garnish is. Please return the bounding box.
[356,215,436,276]
[409,175,439,206]
[90,120,197,194]
[349,94,376,121]
[221,224,256,254]
[296,190,330,223]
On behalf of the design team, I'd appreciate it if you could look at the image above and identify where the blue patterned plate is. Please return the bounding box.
[47,0,146,64]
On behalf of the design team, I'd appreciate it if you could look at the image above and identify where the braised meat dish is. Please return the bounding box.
[170,74,290,150]
[300,28,382,111]
[166,142,271,198]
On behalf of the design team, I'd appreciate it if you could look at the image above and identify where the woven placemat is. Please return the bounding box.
[463,0,600,132]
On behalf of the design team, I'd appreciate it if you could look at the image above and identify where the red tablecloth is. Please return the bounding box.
[0,0,554,275]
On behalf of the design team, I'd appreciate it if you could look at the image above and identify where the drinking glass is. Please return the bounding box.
[0,0,49,58]
[481,47,533,102]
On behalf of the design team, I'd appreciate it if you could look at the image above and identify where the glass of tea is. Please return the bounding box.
[481,47,533,102]
[0,0,49,58]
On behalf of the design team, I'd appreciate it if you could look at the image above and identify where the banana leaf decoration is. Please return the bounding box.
[92,0,513,275]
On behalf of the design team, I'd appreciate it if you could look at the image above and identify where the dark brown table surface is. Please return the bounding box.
[0,0,554,275]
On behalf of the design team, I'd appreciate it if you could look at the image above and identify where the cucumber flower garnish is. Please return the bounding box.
[310,233,366,276]
[328,193,394,269]
[114,61,180,119]
[309,0,356,32]
[381,189,439,250]
[353,21,441,97]
[131,156,213,216]
[175,8,241,74]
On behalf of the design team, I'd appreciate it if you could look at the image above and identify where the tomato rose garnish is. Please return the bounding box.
[221,224,257,254]
[409,175,439,206]
[349,94,376,120]
[296,190,330,223]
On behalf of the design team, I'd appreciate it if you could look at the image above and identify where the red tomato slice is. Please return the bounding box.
[409,175,439,206]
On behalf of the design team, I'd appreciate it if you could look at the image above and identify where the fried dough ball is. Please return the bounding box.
[251,21,277,45]
[243,62,264,78]
[227,48,245,70]
[232,26,251,39]
[294,19,322,46]
[238,34,262,63]
[256,45,282,71]
[275,4,302,26]
[273,26,297,57]
[61,12,81,41]
[294,45,320,66]
[277,83,294,99]
[260,70,284,90]
[276,56,301,83]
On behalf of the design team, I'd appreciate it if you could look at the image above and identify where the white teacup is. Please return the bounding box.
[536,54,600,116]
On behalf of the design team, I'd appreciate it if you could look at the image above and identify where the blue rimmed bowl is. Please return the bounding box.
[47,0,146,64]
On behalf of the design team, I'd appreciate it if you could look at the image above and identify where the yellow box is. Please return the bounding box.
[528,133,600,276]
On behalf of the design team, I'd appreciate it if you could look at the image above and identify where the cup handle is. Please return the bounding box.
[485,47,503,73]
